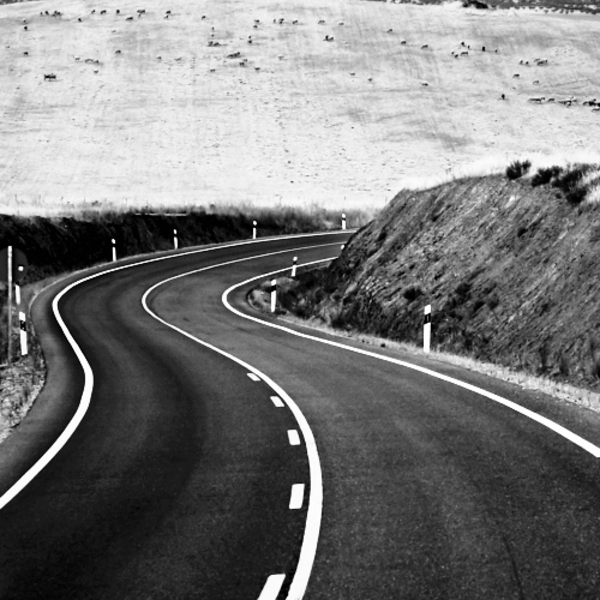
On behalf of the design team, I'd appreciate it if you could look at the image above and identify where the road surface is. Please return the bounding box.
[2,232,600,599]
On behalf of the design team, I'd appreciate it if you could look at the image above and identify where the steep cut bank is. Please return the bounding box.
[279,174,600,392]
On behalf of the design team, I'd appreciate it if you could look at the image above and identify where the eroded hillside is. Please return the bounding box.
[281,173,600,391]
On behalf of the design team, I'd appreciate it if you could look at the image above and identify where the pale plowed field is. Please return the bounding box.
[1,0,600,212]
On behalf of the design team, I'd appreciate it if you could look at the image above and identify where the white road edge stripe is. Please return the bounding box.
[258,574,286,600]
[288,430,301,446]
[289,484,305,509]
[0,232,345,513]
[222,260,600,460]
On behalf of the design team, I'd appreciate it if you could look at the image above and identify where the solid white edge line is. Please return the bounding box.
[289,484,305,510]
[221,262,600,460]
[288,430,301,446]
[258,574,286,600]
[0,280,95,511]
[0,232,348,512]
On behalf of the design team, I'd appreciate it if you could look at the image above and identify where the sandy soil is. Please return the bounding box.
[1,0,600,212]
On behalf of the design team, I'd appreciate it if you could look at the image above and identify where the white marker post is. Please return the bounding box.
[111,238,117,262]
[15,283,21,307]
[423,304,432,353]
[252,220,257,240]
[173,228,178,250]
[270,279,277,313]
[18,311,27,356]
[291,256,298,278]
[342,213,347,230]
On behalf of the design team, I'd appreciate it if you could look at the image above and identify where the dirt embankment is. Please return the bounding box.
[279,174,600,392]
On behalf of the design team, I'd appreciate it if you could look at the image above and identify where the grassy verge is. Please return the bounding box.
[0,277,47,443]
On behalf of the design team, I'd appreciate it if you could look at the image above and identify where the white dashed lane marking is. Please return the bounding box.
[270,396,284,408]
[289,484,305,510]
[257,574,286,600]
[288,430,301,446]
[247,372,261,382]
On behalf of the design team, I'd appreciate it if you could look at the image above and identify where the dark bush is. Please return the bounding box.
[454,281,471,298]
[471,298,485,313]
[517,225,528,237]
[402,285,423,302]
[552,164,593,204]
[566,187,587,205]
[531,166,562,187]
[506,159,531,180]
[485,292,500,311]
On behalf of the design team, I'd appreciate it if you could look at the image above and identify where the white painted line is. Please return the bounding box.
[222,263,600,460]
[0,233,346,512]
[271,396,285,408]
[289,484,305,509]
[247,373,261,382]
[140,251,334,600]
[288,429,301,446]
[0,274,95,512]
[258,574,286,600]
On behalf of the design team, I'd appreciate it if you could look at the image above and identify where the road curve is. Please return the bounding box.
[3,232,600,599]
[150,254,600,599]
[0,233,350,600]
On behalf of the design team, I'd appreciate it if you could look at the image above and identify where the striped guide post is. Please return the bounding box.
[270,279,277,313]
[423,304,432,353]
[174,229,178,250]
[291,256,298,278]
[342,213,347,230]
[111,238,117,262]
[252,220,257,240]
[19,311,27,356]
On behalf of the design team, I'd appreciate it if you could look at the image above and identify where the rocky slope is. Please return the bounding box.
[282,172,600,392]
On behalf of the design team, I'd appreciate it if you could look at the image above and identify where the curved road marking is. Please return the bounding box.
[222,260,600,459]
[139,248,341,600]
[0,233,345,511]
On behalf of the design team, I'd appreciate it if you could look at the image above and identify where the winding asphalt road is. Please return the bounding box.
[2,232,600,599]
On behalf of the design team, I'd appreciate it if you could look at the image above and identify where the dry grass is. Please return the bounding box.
[2,0,600,212]
[0,356,45,444]
[6,198,376,231]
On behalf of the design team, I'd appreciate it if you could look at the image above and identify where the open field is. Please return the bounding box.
[1,0,600,213]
